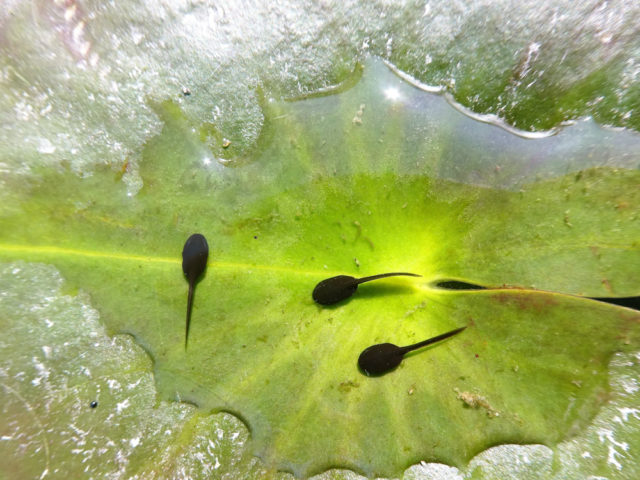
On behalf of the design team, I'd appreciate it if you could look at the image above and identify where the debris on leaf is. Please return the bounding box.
[455,388,500,418]
[352,103,365,125]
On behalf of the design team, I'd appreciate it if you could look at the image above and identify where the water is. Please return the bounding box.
[1,0,638,196]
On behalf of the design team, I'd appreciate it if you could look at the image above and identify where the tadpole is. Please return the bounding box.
[358,326,467,376]
[182,233,209,349]
[312,272,421,305]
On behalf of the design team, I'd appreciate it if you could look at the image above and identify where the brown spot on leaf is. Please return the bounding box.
[617,312,640,346]
[492,292,557,312]
[338,380,359,393]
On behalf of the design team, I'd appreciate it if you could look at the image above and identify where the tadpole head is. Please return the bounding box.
[182,233,209,280]
[358,343,404,376]
[312,275,358,305]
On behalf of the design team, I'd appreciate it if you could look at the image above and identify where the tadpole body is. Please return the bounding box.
[358,326,466,376]
[312,272,421,305]
[182,233,209,349]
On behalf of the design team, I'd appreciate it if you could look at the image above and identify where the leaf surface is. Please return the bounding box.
[1,58,639,477]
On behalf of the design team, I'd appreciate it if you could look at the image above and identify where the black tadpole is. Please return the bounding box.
[358,326,467,377]
[182,233,209,349]
[312,272,421,305]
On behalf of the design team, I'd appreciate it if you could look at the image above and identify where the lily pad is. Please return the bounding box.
[1,58,639,478]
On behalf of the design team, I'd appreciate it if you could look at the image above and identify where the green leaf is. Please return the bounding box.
[1,58,639,478]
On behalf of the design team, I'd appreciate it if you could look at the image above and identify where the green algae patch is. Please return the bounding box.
[1,59,639,477]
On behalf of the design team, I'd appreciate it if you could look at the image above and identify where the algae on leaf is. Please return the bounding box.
[1,57,639,478]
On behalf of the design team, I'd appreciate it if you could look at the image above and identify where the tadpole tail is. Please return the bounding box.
[399,326,467,355]
[185,281,194,350]
[356,272,421,285]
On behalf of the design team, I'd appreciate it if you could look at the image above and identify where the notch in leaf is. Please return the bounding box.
[434,280,486,290]
[358,326,467,376]
[312,272,421,305]
[182,233,209,349]
[589,296,640,311]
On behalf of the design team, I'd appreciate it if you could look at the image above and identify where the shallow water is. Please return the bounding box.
[1,0,639,195]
